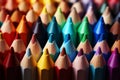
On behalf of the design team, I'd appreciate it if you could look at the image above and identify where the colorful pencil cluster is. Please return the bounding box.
[0,0,120,80]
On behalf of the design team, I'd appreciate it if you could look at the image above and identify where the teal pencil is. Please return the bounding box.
[90,47,106,80]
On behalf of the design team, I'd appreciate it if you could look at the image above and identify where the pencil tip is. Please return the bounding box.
[67,17,72,23]
[52,16,56,22]
[58,7,62,13]
[113,48,119,54]
[42,7,47,14]
[60,47,66,56]
[83,16,88,22]
[64,34,70,43]
[78,49,83,56]
[96,47,102,55]
[44,48,49,55]
[31,34,37,43]
[5,15,10,21]
[26,48,32,57]
[48,34,54,43]
[99,16,104,23]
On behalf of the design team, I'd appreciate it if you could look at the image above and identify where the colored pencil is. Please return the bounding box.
[107,48,120,80]
[20,48,37,80]
[3,47,22,80]
[27,34,42,62]
[37,48,55,80]
[55,48,73,80]
[11,33,26,61]
[90,47,106,80]
[43,34,59,61]
[72,49,89,80]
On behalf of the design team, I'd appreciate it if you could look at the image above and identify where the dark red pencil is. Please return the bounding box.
[3,47,22,80]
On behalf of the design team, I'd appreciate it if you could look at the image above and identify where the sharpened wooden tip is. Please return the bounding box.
[78,49,83,56]
[42,7,47,14]
[26,48,32,57]
[114,48,119,54]
[31,34,36,43]
[60,48,66,56]
[5,15,10,21]
[44,48,49,55]
[96,47,102,55]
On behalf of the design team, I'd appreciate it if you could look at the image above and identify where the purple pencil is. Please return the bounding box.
[107,48,120,80]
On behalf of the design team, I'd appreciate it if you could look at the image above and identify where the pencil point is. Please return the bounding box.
[42,7,47,14]
[31,34,36,43]
[114,48,119,54]
[78,49,83,56]
[5,15,10,21]
[60,48,66,56]
[83,16,88,22]
[62,17,76,45]
[52,16,56,22]
[96,47,102,55]
[47,16,59,35]
[54,7,66,29]
[78,16,92,44]
[44,48,49,55]
[68,7,81,24]
[93,16,106,44]
[64,34,70,43]
[48,34,54,43]
[26,48,32,57]
[99,17,105,26]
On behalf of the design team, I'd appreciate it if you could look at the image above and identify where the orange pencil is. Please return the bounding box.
[16,15,32,47]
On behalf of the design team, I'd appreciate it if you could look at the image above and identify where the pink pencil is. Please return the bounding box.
[72,49,89,80]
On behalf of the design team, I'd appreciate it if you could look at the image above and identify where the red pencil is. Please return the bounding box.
[55,48,73,80]
[0,32,9,62]
[3,47,22,80]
